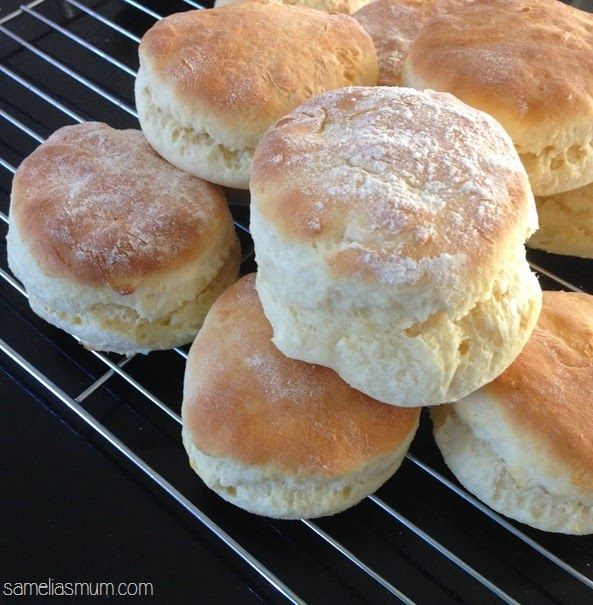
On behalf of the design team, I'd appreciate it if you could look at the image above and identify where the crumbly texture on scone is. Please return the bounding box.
[354,0,474,85]
[214,0,372,15]
[402,0,593,195]
[255,252,541,406]
[250,86,541,405]
[181,274,420,518]
[136,1,378,188]
[7,122,240,354]
[432,291,593,533]
[135,68,255,190]
[528,182,593,258]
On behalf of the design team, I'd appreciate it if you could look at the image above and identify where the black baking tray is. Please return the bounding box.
[1,1,593,603]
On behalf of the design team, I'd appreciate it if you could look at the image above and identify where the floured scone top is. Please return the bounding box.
[7,122,239,354]
[253,87,535,299]
[354,0,474,85]
[251,86,541,405]
[135,1,378,188]
[403,0,593,195]
[10,123,231,292]
[182,274,420,518]
[433,292,593,533]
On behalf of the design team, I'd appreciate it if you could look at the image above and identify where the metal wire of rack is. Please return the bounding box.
[1,1,593,603]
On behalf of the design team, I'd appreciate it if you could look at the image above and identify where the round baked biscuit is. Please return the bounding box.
[402,0,593,196]
[181,274,420,519]
[528,182,593,258]
[7,122,240,355]
[432,291,593,534]
[250,86,542,406]
[135,1,378,189]
[214,0,372,15]
[353,0,474,86]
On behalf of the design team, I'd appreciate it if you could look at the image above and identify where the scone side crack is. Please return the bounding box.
[518,137,593,193]
[15,227,240,355]
[45,250,232,328]
[137,75,255,171]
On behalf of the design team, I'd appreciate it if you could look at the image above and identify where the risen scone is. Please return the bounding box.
[432,292,593,534]
[181,274,420,519]
[7,123,240,355]
[353,0,473,86]
[402,0,593,196]
[214,0,371,15]
[528,182,593,258]
[251,86,542,406]
[135,1,378,189]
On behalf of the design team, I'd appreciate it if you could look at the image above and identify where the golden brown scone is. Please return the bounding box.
[354,0,474,85]
[403,0,593,196]
[528,182,593,258]
[135,1,378,189]
[251,86,541,407]
[433,291,593,534]
[182,274,420,519]
[7,122,240,354]
[214,0,372,15]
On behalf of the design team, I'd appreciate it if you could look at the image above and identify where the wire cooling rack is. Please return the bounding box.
[1,1,593,603]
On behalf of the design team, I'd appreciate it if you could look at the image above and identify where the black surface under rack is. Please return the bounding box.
[1,1,593,603]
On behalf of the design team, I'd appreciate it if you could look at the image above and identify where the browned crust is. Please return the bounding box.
[138,1,378,140]
[10,123,231,294]
[488,291,593,489]
[251,86,532,284]
[182,274,420,476]
[405,0,593,130]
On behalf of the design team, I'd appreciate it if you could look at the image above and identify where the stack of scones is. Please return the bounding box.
[6,0,593,532]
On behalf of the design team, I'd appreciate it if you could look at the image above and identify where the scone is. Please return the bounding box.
[402,0,593,196]
[250,86,541,406]
[182,274,421,519]
[528,182,593,258]
[432,291,593,534]
[353,0,474,86]
[7,122,240,355]
[135,1,378,189]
